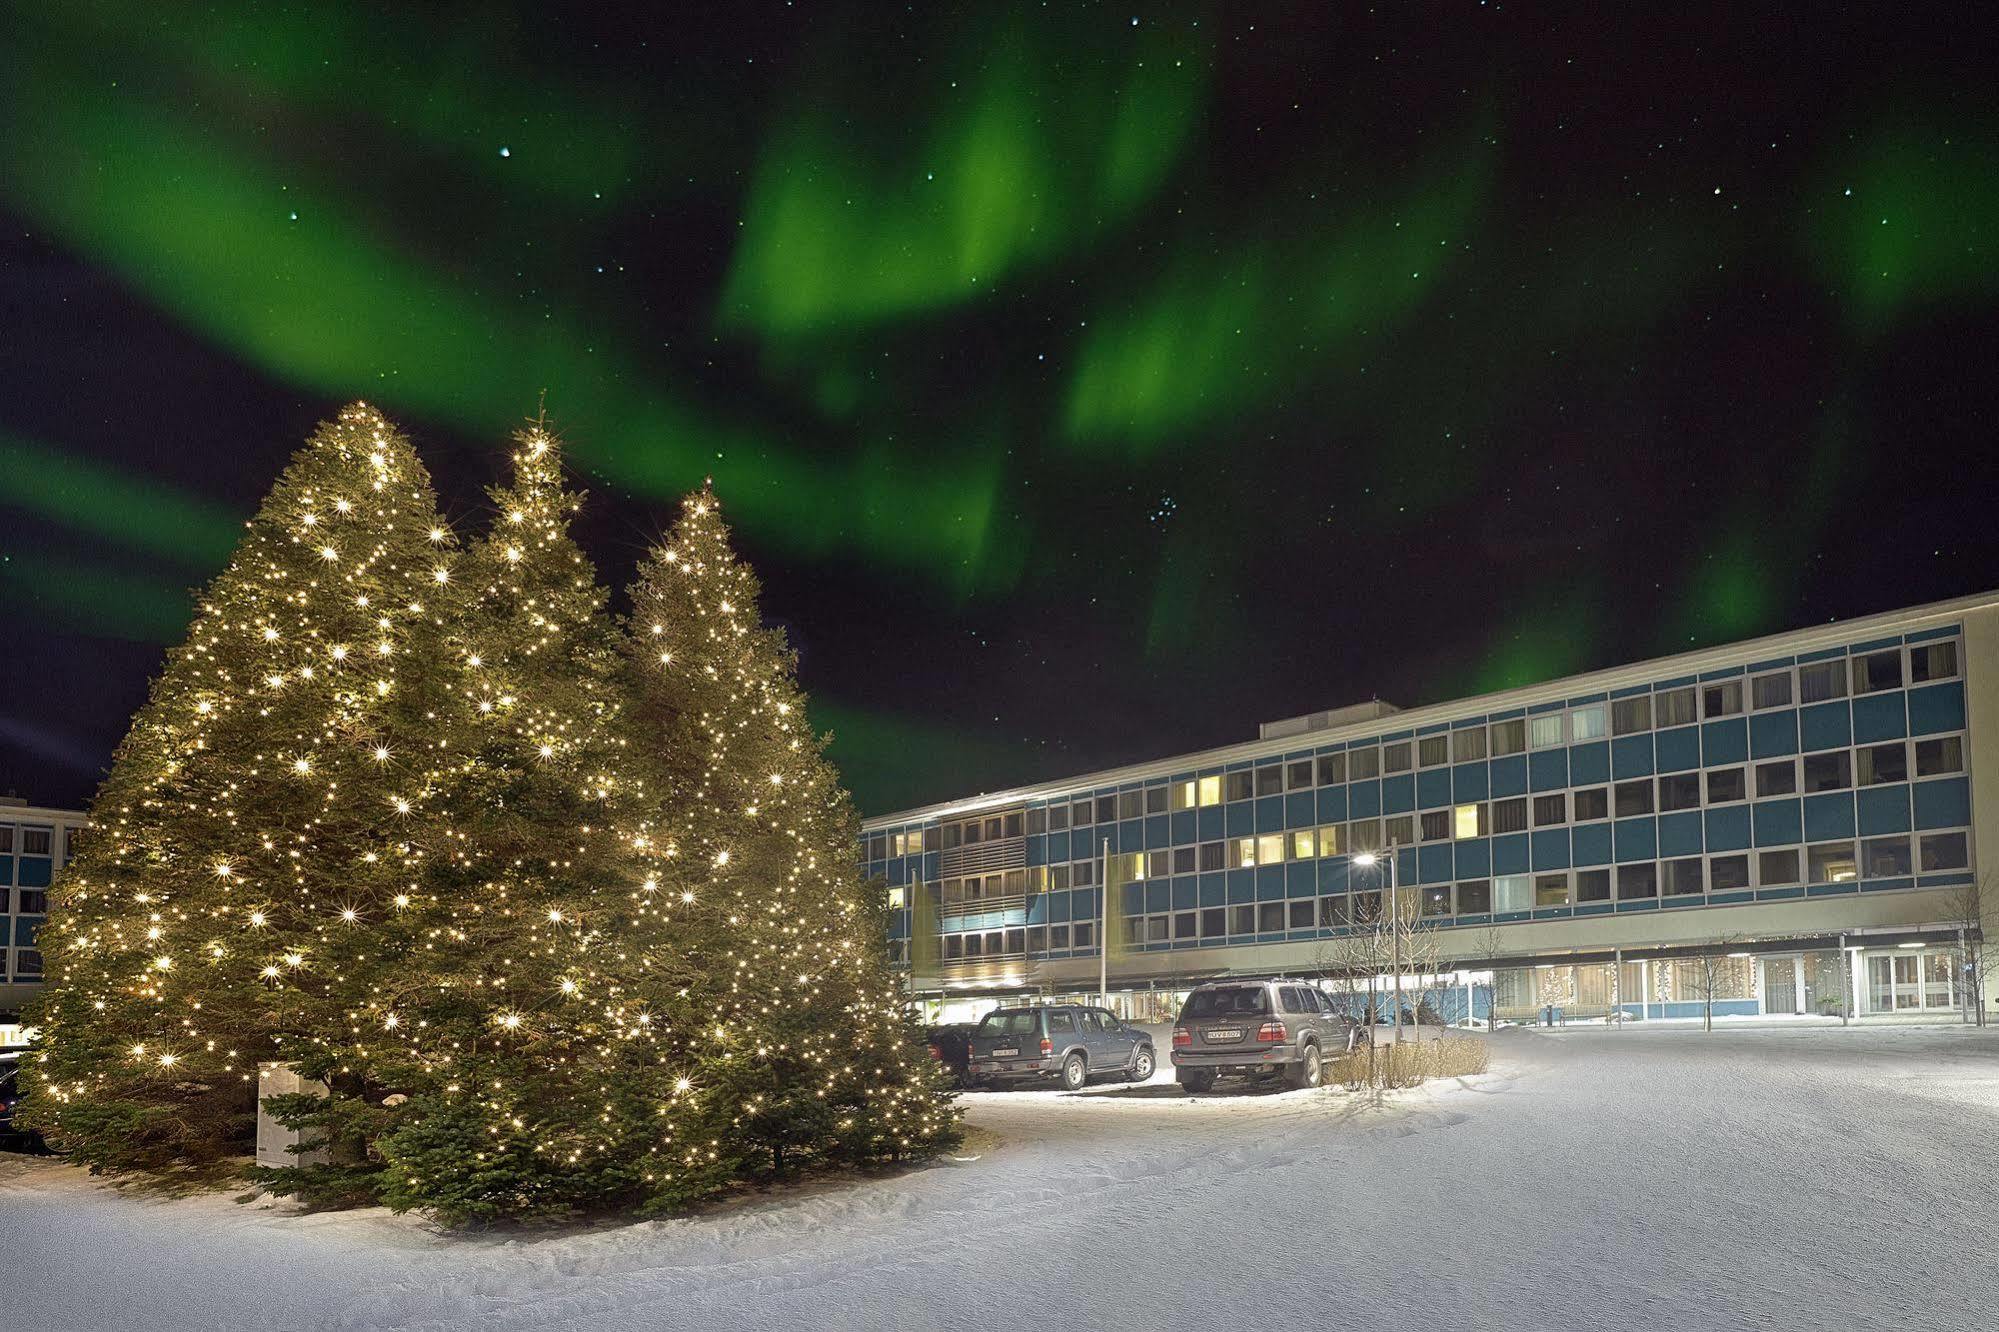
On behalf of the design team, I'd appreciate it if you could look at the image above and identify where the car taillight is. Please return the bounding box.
[1172,1026,1191,1048]
[1039,1038,1053,1056]
[1257,1020,1287,1043]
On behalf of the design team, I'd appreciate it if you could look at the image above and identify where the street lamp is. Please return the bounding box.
[1354,845,1403,1048]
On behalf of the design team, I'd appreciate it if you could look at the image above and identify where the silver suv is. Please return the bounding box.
[965,1004,1156,1091]
[1171,979,1366,1093]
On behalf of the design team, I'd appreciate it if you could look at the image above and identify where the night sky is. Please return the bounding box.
[4,5,1997,817]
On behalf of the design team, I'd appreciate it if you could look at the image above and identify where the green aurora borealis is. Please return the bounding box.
[3,4,1997,813]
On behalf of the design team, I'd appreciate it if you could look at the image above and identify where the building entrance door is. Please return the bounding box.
[1762,957,1800,1015]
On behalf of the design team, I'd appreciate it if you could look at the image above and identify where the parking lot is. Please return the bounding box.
[5,1025,1999,1330]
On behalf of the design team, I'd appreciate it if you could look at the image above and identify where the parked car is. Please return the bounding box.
[923,1023,976,1087]
[1170,979,1367,1093]
[965,1004,1155,1091]
[0,1047,48,1153]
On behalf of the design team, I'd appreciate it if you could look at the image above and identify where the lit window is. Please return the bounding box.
[1570,705,1606,742]
[1230,837,1257,868]
[1198,775,1222,806]
[886,886,905,909]
[1534,872,1570,907]
[1453,803,1486,838]
[1910,641,1959,683]
[1256,834,1286,866]
[1808,840,1857,883]
[1172,781,1196,811]
[1291,829,1316,859]
[1317,824,1344,856]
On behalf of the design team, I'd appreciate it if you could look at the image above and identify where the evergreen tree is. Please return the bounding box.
[335,422,669,1221]
[22,404,455,1179]
[625,486,959,1188]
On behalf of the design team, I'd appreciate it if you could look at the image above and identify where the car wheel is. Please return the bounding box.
[1176,1068,1215,1094]
[1061,1053,1088,1091]
[1128,1046,1155,1082]
[1287,1043,1323,1090]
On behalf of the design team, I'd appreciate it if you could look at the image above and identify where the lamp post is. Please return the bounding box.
[1355,844,1402,1048]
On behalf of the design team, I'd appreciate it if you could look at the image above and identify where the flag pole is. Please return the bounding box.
[1100,837,1111,1005]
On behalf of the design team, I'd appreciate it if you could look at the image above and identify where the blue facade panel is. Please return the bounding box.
[1529,750,1569,792]
[1531,828,1571,870]
[1655,727,1700,773]
[1749,710,1799,759]
[1569,742,1610,786]
[1704,805,1752,852]
[1453,763,1489,802]
[1418,843,1453,884]
[1799,702,1851,753]
[1611,734,1654,778]
[1802,793,1856,842]
[1349,780,1381,818]
[1851,693,1907,744]
[1913,777,1971,830]
[1856,785,1911,835]
[1381,776,1415,815]
[1489,757,1527,798]
[1702,719,1748,766]
[15,858,50,889]
[1491,834,1529,876]
[1417,769,1452,810]
[1455,838,1490,877]
[1613,817,1657,862]
[1318,787,1348,822]
[1753,798,1803,846]
[1907,682,1966,736]
[1658,811,1703,857]
[1572,822,1613,866]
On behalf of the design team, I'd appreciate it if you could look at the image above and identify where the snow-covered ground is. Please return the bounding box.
[5,1025,1998,1331]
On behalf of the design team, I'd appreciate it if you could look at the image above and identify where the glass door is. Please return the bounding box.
[1761,958,1799,1015]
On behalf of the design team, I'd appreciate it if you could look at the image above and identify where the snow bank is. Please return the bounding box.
[4,1026,1997,1330]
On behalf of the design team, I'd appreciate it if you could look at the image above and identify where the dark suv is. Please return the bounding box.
[966,1004,1156,1091]
[1171,979,1366,1093]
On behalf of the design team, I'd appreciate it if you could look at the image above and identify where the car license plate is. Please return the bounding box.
[993,1047,1018,1058]
[1206,1028,1242,1042]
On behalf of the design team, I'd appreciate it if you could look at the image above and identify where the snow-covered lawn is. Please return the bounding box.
[5,1026,1998,1331]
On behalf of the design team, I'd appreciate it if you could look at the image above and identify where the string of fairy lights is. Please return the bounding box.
[26,403,954,1206]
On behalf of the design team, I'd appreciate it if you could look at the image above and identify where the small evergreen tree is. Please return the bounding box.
[625,486,958,1192]
[22,404,454,1179]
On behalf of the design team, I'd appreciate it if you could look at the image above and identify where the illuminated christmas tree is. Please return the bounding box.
[625,486,958,1183]
[22,404,456,1178]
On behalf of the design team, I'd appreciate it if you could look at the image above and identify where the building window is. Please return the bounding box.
[1491,797,1529,835]
[1535,872,1570,907]
[1073,921,1095,948]
[1175,911,1199,940]
[1755,760,1797,797]
[1612,696,1652,736]
[1050,865,1072,890]
[1920,831,1968,871]
[1383,742,1413,774]
[1003,812,1023,838]
[1751,672,1793,709]
[1026,809,1047,836]
[886,885,906,910]
[1914,736,1963,777]
[1199,775,1223,806]
[1049,925,1071,950]
[1316,753,1347,786]
[1070,799,1093,827]
[1616,863,1658,899]
[1198,841,1224,872]
[1289,829,1317,860]
[1258,902,1285,933]
[1289,899,1316,929]
[1318,824,1345,855]
[1350,890,1382,923]
[1529,715,1564,750]
[1494,874,1533,913]
[1146,850,1170,880]
[1658,773,1701,812]
[1200,907,1227,937]
[1419,810,1450,842]
[945,934,964,960]
[1225,772,1254,802]
[1454,803,1487,838]
[1614,779,1654,817]
[1255,766,1284,797]
[1453,728,1488,762]
[1664,857,1704,896]
[1856,742,1907,786]
[1709,854,1750,892]
[1173,846,1197,875]
[1349,748,1381,780]
[1758,848,1800,885]
[1171,782,1196,812]
[1146,785,1169,814]
[1286,760,1314,791]
[1802,751,1852,793]
[1808,840,1857,883]
[1575,868,1611,902]
[1702,680,1744,719]
[1489,719,1526,756]
[1026,926,1049,953]
[1418,735,1450,768]
[1573,787,1608,821]
[1533,793,1567,827]
[1571,705,1607,742]
[1862,835,1911,878]
[1798,660,1847,704]
[1456,879,1492,913]
[1229,838,1257,869]
[1317,897,1346,929]
[1384,815,1415,847]
[1348,820,1384,854]
[1229,904,1256,935]
[1852,650,1902,695]
[1654,687,1697,729]
[1705,767,1746,804]
[1910,641,1959,683]
[1420,886,1452,917]
[1256,833,1286,865]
